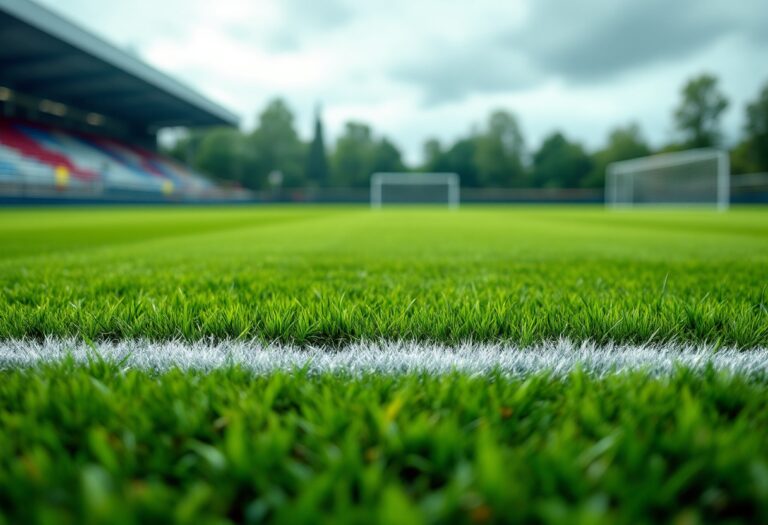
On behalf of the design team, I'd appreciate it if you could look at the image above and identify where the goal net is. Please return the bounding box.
[605,149,729,210]
[370,172,460,208]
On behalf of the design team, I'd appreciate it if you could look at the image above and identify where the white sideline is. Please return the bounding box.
[0,339,767,377]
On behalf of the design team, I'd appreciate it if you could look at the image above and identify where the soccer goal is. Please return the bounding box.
[605,149,729,210]
[370,172,460,209]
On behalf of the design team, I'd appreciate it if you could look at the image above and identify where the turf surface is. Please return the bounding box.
[1,361,767,524]
[2,205,768,523]
[1,206,766,346]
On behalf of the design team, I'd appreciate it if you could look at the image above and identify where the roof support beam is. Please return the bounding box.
[0,55,97,82]
[0,51,74,68]
[38,71,130,97]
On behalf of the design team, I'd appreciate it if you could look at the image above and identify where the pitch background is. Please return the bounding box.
[1,205,766,347]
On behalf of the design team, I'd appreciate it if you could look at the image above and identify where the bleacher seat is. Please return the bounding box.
[0,118,213,197]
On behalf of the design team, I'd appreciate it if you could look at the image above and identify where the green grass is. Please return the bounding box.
[1,361,767,524]
[1,205,766,346]
[2,205,768,522]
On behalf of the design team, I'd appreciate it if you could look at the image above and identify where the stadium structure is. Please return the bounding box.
[0,0,245,203]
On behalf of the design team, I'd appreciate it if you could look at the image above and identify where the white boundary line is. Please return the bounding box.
[1,339,767,377]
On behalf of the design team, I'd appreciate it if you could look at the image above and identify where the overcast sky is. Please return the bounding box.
[39,0,768,163]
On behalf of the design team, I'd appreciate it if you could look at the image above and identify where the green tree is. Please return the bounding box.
[331,122,376,187]
[305,105,329,186]
[163,129,206,166]
[421,136,480,187]
[730,140,754,175]
[372,137,406,173]
[674,73,729,148]
[532,132,592,188]
[741,82,768,172]
[193,127,248,186]
[250,98,305,188]
[421,138,446,172]
[446,137,480,187]
[474,110,526,187]
[585,123,651,188]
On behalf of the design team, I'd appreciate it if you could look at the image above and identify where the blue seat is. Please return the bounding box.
[0,159,18,178]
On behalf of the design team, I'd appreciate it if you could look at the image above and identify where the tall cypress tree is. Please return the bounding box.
[306,104,329,186]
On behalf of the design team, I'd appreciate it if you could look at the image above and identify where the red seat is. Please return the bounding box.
[0,121,98,181]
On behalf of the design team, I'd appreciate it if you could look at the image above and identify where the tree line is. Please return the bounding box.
[165,74,768,190]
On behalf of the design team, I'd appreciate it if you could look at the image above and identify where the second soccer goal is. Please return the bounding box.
[605,149,729,210]
[370,172,460,208]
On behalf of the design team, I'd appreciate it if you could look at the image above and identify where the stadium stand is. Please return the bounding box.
[0,0,245,203]
[0,118,215,198]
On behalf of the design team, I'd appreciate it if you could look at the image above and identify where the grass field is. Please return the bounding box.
[2,362,768,524]
[1,205,768,523]
[1,206,766,345]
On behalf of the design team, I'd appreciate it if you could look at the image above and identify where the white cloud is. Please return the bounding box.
[38,0,768,163]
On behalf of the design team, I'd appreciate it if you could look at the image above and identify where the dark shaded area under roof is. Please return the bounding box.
[0,0,238,128]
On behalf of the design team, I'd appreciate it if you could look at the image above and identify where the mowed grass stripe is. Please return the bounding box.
[0,206,766,345]
[0,206,335,259]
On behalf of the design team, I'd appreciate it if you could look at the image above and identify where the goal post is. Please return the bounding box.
[605,149,729,210]
[370,172,460,209]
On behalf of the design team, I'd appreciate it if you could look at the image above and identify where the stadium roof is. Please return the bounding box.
[0,0,239,128]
